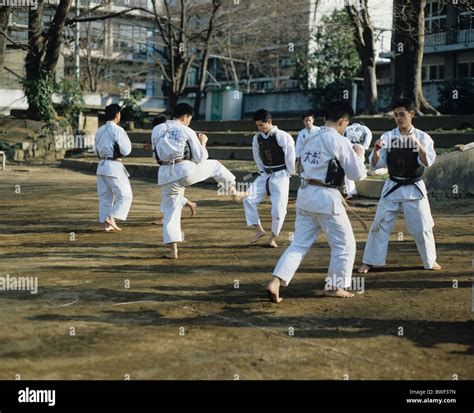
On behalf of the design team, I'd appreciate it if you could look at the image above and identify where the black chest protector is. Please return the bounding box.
[387,137,424,179]
[325,158,345,187]
[113,143,123,159]
[257,133,285,167]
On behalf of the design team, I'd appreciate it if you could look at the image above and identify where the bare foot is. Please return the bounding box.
[269,236,278,248]
[266,277,283,304]
[153,217,163,225]
[323,288,355,298]
[358,264,373,274]
[163,243,178,259]
[105,216,122,231]
[104,224,115,232]
[164,250,178,259]
[186,201,197,217]
[231,192,248,203]
[429,262,442,270]
[250,229,266,244]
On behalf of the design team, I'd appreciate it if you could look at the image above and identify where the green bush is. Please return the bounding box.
[121,90,145,126]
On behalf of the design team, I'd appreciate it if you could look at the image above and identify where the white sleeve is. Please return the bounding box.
[369,133,389,169]
[277,131,296,175]
[339,140,367,181]
[116,127,132,156]
[362,127,373,150]
[252,135,265,171]
[151,126,159,148]
[186,127,208,163]
[419,132,436,167]
[295,130,304,158]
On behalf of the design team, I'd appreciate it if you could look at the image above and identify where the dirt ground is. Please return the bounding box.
[0,165,473,380]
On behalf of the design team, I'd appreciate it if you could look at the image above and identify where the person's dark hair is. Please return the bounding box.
[324,101,354,122]
[392,98,415,112]
[253,109,272,122]
[152,115,167,127]
[302,111,314,120]
[172,103,194,119]
[105,104,122,121]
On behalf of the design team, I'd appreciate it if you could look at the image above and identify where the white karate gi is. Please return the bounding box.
[273,126,367,289]
[243,126,295,236]
[95,121,133,223]
[152,120,236,244]
[343,123,373,197]
[362,127,438,269]
[295,126,321,158]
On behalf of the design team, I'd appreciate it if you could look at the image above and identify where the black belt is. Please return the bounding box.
[383,176,424,198]
[263,165,287,196]
[99,157,120,161]
[263,165,287,174]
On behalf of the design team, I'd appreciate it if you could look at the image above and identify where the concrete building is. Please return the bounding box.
[420,0,474,107]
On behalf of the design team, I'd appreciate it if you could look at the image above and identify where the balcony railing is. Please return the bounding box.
[425,28,474,48]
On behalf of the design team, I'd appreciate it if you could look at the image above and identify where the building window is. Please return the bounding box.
[187,67,198,87]
[424,1,447,33]
[112,24,148,57]
[10,10,28,27]
[422,64,445,81]
[458,11,474,31]
[458,62,474,79]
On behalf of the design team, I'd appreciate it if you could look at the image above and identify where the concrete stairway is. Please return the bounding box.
[59,114,474,198]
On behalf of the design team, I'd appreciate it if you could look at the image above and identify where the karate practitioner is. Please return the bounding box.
[243,109,296,248]
[94,104,133,232]
[359,99,441,274]
[295,112,321,160]
[145,115,197,225]
[153,103,245,259]
[343,122,373,199]
[267,101,367,303]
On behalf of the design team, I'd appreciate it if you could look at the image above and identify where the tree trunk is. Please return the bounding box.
[392,0,439,115]
[0,6,11,75]
[43,0,73,73]
[25,0,45,120]
[168,92,179,112]
[360,52,378,114]
[193,54,209,120]
[193,0,221,119]
[346,2,379,114]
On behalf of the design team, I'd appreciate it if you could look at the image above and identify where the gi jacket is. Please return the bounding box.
[251,126,296,177]
[298,126,367,215]
[370,127,436,201]
[152,120,208,186]
[94,121,132,177]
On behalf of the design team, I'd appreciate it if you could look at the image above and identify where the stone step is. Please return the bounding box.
[131,143,256,160]
[128,129,473,149]
[59,155,385,198]
[190,115,474,132]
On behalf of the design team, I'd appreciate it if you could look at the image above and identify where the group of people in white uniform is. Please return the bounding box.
[94,99,441,303]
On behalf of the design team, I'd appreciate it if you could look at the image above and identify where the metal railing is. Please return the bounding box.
[425,29,474,47]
